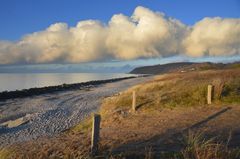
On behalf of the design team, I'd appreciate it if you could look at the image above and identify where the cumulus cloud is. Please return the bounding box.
[0,6,240,65]
[183,17,240,57]
[106,6,188,60]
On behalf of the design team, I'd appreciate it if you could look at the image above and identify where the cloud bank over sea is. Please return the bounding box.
[0,6,240,65]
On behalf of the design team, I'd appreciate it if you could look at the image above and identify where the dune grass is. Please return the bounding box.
[0,149,16,159]
[101,132,240,159]
[180,132,240,159]
[102,69,240,115]
[71,116,92,133]
[99,69,240,159]
[1,68,240,159]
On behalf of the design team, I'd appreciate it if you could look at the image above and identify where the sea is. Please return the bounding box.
[0,73,135,92]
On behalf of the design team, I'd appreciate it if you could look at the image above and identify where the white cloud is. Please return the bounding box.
[69,20,108,62]
[106,6,188,60]
[0,6,240,64]
[183,17,240,57]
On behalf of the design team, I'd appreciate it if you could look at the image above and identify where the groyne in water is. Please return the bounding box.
[0,76,141,101]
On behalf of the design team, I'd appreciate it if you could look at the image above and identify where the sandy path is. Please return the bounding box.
[100,105,240,155]
[0,76,151,147]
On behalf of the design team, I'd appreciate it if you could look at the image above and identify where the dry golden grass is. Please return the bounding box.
[181,132,240,159]
[98,69,240,158]
[102,69,240,114]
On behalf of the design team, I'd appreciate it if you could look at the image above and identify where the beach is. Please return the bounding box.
[0,76,151,147]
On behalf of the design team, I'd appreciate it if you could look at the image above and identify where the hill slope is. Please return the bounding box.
[130,61,240,74]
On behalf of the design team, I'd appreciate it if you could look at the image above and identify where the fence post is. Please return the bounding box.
[207,85,213,104]
[91,114,101,156]
[132,91,136,112]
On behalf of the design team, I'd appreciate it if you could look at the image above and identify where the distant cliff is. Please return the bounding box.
[130,62,240,75]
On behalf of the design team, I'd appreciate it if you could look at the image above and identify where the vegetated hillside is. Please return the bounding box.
[130,61,240,74]
[2,68,240,159]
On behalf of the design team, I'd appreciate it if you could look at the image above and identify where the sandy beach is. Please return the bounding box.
[0,76,151,147]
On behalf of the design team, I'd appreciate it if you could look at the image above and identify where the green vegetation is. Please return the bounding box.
[199,65,219,71]
[221,78,240,103]
[228,63,240,69]
[103,69,240,113]
[71,116,92,133]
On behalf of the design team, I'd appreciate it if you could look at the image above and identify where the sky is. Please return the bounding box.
[0,0,240,40]
[0,0,240,72]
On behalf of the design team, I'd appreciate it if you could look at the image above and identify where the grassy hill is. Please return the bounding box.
[130,61,240,75]
[1,68,240,159]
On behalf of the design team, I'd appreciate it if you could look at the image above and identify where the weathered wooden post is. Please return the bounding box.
[91,114,101,156]
[207,85,213,104]
[132,91,136,112]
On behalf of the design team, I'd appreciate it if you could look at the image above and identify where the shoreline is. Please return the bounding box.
[0,75,148,101]
[0,75,152,147]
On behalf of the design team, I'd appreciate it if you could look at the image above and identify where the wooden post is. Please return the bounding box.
[132,91,136,112]
[91,114,101,156]
[207,85,213,104]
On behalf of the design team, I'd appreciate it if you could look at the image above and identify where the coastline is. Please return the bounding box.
[0,75,148,101]
[0,75,152,147]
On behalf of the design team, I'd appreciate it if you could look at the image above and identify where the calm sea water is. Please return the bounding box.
[0,73,135,92]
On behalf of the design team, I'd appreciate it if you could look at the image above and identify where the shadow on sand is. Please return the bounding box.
[105,107,236,157]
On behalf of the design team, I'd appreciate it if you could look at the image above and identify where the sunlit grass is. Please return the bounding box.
[0,148,16,159]
[102,69,240,114]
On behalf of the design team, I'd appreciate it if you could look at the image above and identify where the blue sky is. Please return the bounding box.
[0,0,240,72]
[0,0,239,40]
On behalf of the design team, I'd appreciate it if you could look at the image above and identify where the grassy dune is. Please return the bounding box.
[102,68,240,112]
[1,68,240,159]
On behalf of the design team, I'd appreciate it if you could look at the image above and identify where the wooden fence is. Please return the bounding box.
[90,84,214,155]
